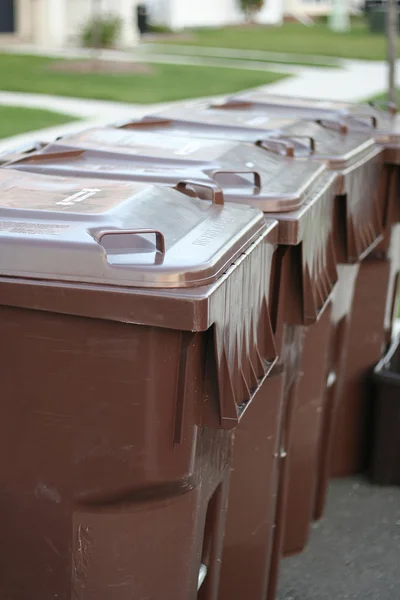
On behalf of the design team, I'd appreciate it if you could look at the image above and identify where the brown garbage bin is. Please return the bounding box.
[0,168,279,600]
[96,109,385,565]
[4,130,339,600]
[217,92,400,486]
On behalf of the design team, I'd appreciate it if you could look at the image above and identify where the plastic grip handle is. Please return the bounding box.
[121,116,172,129]
[352,113,378,128]
[368,100,397,115]
[257,138,295,157]
[276,135,316,154]
[316,119,349,134]
[210,99,254,109]
[175,180,225,205]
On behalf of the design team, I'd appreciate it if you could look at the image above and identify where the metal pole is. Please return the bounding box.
[90,0,102,67]
[91,0,102,48]
[387,0,397,104]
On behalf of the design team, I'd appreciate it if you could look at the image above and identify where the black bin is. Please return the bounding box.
[137,3,148,35]
[371,335,400,485]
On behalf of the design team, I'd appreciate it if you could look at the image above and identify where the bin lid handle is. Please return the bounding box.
[256,137,295,157]
[175,180,225,205]
[368,100,397,115]
[96,228,166,254]
[211,169,261,190]
[347,113,378,129]
[210,99,254,109]
[11,148,85,164]
[274,135,315,154]
[122,116,172,129]
[316,118,349,134]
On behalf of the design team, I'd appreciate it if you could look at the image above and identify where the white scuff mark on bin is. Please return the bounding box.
[198,564,207,590]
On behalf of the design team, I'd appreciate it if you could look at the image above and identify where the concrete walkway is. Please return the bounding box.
[0,91,180,119]
[254,59,400,102]
[141,43,343,67]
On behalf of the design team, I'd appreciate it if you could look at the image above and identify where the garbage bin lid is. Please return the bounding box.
[0,169,267,288]
[223,92,400,144]
[9,127,327,213]
[130,107,377,169]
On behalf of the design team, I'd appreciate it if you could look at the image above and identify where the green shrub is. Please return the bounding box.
[147,23,173,34]
[239,0,264,17]
[81,14,122,48]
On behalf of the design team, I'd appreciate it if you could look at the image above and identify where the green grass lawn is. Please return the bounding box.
[0,105,77,139]
[157,19,392,61]
[0,54,286,103]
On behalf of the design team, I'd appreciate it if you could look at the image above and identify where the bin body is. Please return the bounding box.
[0,168,277,600]
[137,3,148,34]
[367,7,400,33]
[217,91,400,492]
[108,107,385,571]
[326,225,400,477]
[371,335,400,485]
[4,129,339,600]
[282,302,333,555]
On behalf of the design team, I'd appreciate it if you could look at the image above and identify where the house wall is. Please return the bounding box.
[15,0,33,40]
[66,0,139,45]
[10,0,138,47]
[147,0,283,29]
[284,0,334,17]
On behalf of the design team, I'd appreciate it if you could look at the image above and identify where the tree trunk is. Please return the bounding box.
[90,0,102,69]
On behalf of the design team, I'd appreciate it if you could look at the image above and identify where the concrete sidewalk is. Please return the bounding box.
[141,43,343,67]
[254,60,400,102]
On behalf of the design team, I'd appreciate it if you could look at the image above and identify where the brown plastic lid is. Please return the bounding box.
[122,107,377,169]
[6,127,326,213]
[0,169,267,288]
[227,91,400,143]
[0,141,46,165]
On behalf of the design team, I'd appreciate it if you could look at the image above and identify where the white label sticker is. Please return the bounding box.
[56,188,101,206]
[245,116,270,127]
[173,142,202,156]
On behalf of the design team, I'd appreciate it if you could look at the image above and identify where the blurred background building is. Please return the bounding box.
[0,0,362,47]
[0,0,139,47]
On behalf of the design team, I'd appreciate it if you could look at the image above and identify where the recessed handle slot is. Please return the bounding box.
[211,169,261,190]
[96,228,166,265]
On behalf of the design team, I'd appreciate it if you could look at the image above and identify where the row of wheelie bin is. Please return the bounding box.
[0,92,399,600]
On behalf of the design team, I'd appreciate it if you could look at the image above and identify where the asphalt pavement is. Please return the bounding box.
[278,477,400,600]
